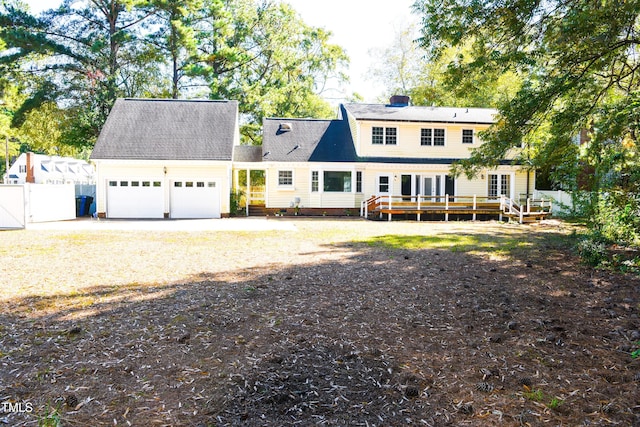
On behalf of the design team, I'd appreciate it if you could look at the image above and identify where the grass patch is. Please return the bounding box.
[357,233,535,257]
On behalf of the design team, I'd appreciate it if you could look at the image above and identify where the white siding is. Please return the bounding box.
[94,160,231,218]
[355,122,492,159]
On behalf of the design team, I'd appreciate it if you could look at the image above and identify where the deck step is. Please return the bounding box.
[248,204,267,216]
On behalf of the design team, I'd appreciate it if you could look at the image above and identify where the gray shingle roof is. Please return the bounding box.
[233,145,263,162]
[262,116,357,162]
[262,105,516,165]
[90,98,238,161]
[343,103,497,124]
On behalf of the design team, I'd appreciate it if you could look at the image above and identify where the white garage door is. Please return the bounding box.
[107,179,164,218]
[170,180,220,219]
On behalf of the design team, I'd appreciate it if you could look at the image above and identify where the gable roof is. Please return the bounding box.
[262,116,357,163]
[91,98,238,161]
[343,103,497,125]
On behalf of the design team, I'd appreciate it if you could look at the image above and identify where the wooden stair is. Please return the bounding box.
[248,204,267,216]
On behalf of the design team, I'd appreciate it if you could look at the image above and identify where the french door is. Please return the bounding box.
[488,174,512,199]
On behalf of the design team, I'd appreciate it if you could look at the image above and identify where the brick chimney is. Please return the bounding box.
[389,95,410,107]
[26,152,35,183]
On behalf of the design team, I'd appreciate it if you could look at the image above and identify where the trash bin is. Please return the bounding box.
[75,197,82,217]
[84,196,94,216]
[76,196,94,217]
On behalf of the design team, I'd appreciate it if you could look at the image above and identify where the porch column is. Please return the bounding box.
[246,169,251,217]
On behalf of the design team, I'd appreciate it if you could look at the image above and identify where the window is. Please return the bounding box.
[311,171,319,192]
[109,181,117,187]
[142,181,150,187]
[174,181,182,187]
[372,127,384,144]
[385,127,397,145]
[433,129,445,146]
[356,171,362,193]
[186,181,194,188]
[324,171,351,192]
[19,165,26,173]
[120,181,128,187]
[278,170,293,186]
[372,126,397,145]
[153,181,162,187]
[378,176,390,193]
[421,129,432,146]
[421,128,445,146]
[131,181,140,187]
[207,182,216,188]
[197,182,204,188]
[462,129,474,144]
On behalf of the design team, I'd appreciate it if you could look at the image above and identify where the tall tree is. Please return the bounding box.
[415,0,640,243]
[193,0,348,143]
[369,25,521,107]
[414,0,640,174]
[145,0,203,98]
[1,0,160,148]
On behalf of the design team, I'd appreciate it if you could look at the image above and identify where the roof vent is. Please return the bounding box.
[389,95,410,107]
[279,122,293,132]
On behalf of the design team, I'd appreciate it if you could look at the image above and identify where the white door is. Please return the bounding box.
[421,175,442,201]
[488,174,513,199]
[170,180,220,218]
[376,175,391,195]
[106,179,164,218]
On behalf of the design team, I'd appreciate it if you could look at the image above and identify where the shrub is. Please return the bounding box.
[576,236,608,267]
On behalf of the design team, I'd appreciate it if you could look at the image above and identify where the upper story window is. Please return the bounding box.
[372,126,397,145]
[462,129,474,144]
[278,170,293,186]
[19,165,26,173]
[421,128,445,146]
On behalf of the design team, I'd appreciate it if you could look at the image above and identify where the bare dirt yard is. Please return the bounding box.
[1,218,639,426]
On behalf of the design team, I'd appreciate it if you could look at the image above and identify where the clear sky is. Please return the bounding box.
[24,0,417,102]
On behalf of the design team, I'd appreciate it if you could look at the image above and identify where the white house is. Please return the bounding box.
[90,96,542,221]
[5,153,94,185]
[251,96,533,218]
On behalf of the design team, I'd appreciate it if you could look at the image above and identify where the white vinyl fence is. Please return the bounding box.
[534,190,573,214]
[0,184,76,229]
[0,185,26,229]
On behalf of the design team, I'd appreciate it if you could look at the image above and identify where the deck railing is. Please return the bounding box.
[362,194,552,223]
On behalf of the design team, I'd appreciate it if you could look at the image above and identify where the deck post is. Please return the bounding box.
[473,194,477,221]
[499,195,504,222]
[388,194,392,222]
[519,207,524,224]
[445,194,449,222]
[527,197,531,214]
[417,195,421,221]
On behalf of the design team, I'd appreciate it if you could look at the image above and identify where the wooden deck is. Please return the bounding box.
[361,195,552,223]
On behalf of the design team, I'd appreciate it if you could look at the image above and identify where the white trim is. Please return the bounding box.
[277,169,294,189]
[371,125,399,146]
[462,128,475,144]
[376,174,392,195]
[420,127,447,147]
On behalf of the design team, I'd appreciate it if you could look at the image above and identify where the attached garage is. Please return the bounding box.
[91,98,239,219]
[170,179,220,218]
[106,179,164,218]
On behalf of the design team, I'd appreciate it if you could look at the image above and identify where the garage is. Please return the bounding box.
[170,180,220,219]
[107,179,164,218]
